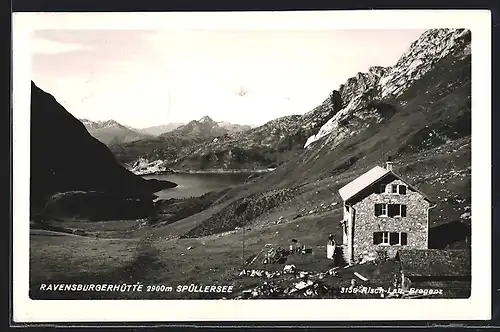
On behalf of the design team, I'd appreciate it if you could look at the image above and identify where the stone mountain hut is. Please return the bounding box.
[338,160,435,264]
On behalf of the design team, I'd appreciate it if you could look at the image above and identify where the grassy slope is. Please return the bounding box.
[30,209,346,299]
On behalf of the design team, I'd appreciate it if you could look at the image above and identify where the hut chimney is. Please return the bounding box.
[386,156,393,171]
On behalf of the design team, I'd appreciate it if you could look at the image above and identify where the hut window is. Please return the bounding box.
[398,185,407,195]
[382,232,390,244]
[388,204,407,217]
[375,203,388,217]
[401,232,408,245]
[379,184,391,194]
[390,184,407,194]
[391,184,398,193]
[390,232,408,245]
[376,204,406,217]
[373,231,390,244]
[375,232,407,245]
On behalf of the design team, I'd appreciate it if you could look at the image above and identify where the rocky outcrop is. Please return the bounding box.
[30,82,176,220]
[304,28,471,149]
[338,66,389,106]
[379,29,471,99]
[128,157,172,175]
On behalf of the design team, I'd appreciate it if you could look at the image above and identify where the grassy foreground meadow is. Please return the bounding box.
[30,176,470,300]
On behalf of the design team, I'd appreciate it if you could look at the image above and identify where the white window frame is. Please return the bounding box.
[381,231,390,245]
[387,183,407,195]
[380,203,388,216]
[376,204,406,218]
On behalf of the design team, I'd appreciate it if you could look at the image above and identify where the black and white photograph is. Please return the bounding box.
[12,10,491,322]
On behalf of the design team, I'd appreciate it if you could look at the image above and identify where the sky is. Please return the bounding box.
[31,28,427,128]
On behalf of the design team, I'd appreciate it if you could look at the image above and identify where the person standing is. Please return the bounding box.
[327,233,336,259]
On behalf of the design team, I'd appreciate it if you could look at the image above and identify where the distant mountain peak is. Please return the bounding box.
[80,118,96,125]
[78,118,151,145]
[98,119,121,128]
[199,115,215,123]
[138,122,185,136]
[78,118,121,129]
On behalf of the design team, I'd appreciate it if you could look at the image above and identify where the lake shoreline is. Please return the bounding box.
[141,171,261,200]
[170,168,276,175]
[134,167,276,177]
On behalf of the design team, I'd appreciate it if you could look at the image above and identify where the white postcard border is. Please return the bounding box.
[12,10,492,322]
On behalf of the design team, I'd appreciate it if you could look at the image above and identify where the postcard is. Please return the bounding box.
[12,9,492,323]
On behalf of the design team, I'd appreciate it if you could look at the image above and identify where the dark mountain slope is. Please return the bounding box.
[29,82,176,219]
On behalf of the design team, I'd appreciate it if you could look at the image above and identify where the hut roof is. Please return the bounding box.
[339,166,389,202]
[338,166,432,203]
[399,249,471,277]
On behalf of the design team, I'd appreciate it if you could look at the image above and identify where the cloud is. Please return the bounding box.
[31,38,92,55]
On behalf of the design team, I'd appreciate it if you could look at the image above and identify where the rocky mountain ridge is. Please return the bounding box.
[80,118,153,145]
[263,28,471,189]
[125,31,469,171]
[134,118,252,138]
[305,28,471,149]
[217,121,253,133]
[161,115,230,140]
[113,29,471,177]
[117,91,343,172]
[110,116,254,166]
[138,123,186,136]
